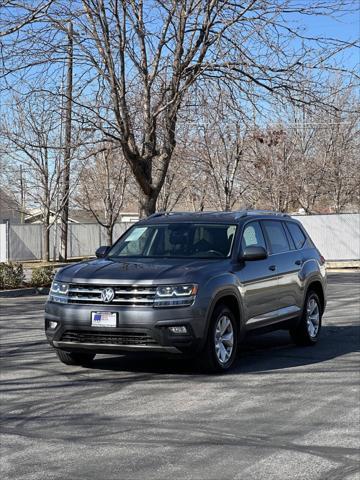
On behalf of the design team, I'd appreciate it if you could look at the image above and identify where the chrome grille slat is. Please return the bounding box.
[69,288,103,294]
[68,296,103,302]
[113,298,154,304]
[115,289,156,295]
[68,284,157,306]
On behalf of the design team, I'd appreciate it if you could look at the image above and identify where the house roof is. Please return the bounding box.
[0,188,22,223]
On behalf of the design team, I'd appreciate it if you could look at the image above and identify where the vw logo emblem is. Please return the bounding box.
[101,287,115,303]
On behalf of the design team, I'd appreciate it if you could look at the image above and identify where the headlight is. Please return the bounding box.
[51,281,69,294]
[154,284,198,308]
[49,281,69,303]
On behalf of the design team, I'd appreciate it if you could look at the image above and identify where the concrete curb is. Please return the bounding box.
[326,261,360,269]
[0,287,49,298]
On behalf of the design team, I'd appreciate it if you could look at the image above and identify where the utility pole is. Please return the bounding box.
[59,21,73,261]
[19,165,25,223]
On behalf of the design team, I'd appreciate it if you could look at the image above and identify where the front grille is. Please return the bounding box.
[60,330,157,345]
[67,284,156,306]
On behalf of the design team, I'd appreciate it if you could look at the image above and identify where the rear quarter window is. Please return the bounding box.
[262,220,290,254]
[286,222,307,249]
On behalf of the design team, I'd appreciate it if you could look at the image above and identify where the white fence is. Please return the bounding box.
[0,224,7,262]
[1,214,359,262]
[293,214,360,262]
[6,223,133,262]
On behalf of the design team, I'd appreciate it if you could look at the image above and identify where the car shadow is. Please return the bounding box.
[86,324,359,376]
[237,324,359,373]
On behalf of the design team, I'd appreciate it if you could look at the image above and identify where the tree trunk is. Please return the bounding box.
[42,221,50,262]
[106,225,113,246]
[139,190,157,218]
[224,194,231,212]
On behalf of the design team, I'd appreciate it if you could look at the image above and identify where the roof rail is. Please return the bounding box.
[146,211,190,219]
[245,209,290,217]
[233,210,248,219]
[146,212,165,219]
[146,209,290,220]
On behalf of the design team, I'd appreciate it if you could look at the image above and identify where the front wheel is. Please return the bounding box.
[55,349,96,366]
[200,304,238,373]
[290,291,322,346]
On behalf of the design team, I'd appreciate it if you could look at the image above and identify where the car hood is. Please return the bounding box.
[56,257,227,285]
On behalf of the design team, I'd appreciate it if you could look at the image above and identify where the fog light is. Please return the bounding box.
[168,326,188,334]
[48,321,58,329]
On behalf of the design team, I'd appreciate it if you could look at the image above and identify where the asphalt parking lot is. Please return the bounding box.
[1,272,359,480]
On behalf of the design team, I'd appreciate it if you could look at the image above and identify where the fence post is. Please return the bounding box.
[0,220,10,262]
[5,219,10,262]
[40,224,43,261]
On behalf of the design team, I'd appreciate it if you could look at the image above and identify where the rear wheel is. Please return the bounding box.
[200,304,238,373]
[290,291,322,346]
[55,349,96,366]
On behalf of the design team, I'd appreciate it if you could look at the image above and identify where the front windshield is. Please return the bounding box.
[108,223,237,259]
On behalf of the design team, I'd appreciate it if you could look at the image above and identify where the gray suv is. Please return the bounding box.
[45,210,327,372]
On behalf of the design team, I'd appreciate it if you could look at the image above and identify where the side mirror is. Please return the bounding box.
[240,246,268,261]
[95,246,111,258]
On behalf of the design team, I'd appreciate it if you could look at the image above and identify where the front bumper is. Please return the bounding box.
[45,301,206,354]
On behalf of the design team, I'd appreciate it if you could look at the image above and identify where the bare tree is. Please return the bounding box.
[289,119,328,214]
[244,81,360,214]
[156,154,190,212]
[188,164,211,212]
[0,1,53,37]
[269,82,360,213]
[248,127,297,212]
[0,94,64,261]
[156,122,198,212]
[320,93,360,212]
[1,0,358,221]
[34,0,357,216]
[193,93,250,211]
[75,145,130,245]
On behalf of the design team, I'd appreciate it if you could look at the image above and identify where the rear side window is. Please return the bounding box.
[262,221,290,254]
[241,221,266,250]
[286,222,307,249]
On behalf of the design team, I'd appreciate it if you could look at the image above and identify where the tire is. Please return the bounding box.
[290,291,322,346]
[200,304,238,373]
[55,349,96,366]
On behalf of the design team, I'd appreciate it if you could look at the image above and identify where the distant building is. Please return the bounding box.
[118,211,139,223]
[0,192,140,225]
[69,208,139,224]
[25,208,80,224]
[0,188,22,224]
[25,207,139,225]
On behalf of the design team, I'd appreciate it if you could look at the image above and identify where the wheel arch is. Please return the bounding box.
[204,288,245,343]
[306,280,325,315]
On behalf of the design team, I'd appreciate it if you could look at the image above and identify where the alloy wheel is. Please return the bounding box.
[307,297,320,338]
[214,315,234,364]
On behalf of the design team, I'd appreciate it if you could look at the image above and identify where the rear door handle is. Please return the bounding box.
[269,265,276,271]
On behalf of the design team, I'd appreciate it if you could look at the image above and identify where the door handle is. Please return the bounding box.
[295,259,302,266]
[269,265,276,271]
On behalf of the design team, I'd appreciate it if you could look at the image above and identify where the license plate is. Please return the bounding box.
[91,312,117,328]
